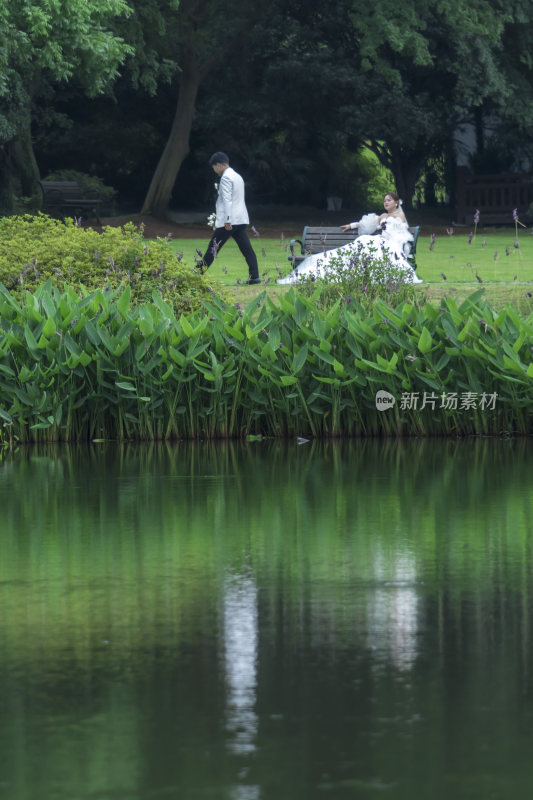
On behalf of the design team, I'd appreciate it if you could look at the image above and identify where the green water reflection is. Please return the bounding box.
[1,439,533,799]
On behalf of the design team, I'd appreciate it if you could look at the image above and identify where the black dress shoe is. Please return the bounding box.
[244,277,261,285]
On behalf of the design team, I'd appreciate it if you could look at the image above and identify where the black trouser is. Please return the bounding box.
[202,224,259,279]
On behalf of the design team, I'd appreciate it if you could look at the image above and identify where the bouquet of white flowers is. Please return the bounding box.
[207,213,216,230]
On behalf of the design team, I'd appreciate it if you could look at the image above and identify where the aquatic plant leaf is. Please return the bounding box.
[418,327,433,354]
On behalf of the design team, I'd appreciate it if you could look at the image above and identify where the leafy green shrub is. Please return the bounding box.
[0,213,212,313]
[296,240,422,310]
[13,196,37,214]
[43,170,117,203]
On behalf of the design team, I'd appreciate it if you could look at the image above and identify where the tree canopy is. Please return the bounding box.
[4,0,533,216]
[0,0,132,212]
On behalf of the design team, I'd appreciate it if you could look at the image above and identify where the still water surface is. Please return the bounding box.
[1,439,533,799]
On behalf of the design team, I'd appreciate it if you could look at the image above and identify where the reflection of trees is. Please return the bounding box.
[1,438,533,670]
[1,439,533,796]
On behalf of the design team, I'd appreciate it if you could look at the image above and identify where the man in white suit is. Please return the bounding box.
[200,152,260,284]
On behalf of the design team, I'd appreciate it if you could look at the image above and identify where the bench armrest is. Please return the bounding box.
[289,238,303,256]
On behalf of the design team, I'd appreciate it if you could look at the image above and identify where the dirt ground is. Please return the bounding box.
[92,205,456,240]
[92,214,306,242]
[92,214,210,239]
[91,213,321,241]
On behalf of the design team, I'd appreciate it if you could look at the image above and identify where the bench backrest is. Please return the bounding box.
[301,226,357,254]
[302,225,420,256]
[407,225,420,255]
[39,181,85,204]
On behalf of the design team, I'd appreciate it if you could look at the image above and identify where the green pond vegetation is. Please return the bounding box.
[0,215,532,443]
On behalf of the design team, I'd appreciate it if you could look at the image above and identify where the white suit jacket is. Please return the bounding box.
[215,166,250,227]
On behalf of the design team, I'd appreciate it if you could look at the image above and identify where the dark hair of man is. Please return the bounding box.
[208,151,230,166]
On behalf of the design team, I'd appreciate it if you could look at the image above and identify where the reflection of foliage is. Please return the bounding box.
[1,438,533,664]
[2,439,533,798]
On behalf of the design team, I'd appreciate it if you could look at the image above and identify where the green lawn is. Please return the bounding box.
[167,227,533,312]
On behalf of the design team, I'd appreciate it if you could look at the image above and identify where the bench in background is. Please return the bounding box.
[288,225,420,271]
[39,181,102,224]
[455,166,533,225]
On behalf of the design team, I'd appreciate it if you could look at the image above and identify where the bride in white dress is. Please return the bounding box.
[278,192,423,285]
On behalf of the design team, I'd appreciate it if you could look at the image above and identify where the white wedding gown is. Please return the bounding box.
[278,214,423,285]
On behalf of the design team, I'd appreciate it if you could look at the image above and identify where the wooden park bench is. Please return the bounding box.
[455,166,533,225]
[288,224,421,272]
[38,180,102,224]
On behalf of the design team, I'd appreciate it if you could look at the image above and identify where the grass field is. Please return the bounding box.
[167,226,533,312]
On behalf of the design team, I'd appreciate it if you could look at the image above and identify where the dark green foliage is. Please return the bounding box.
[5,0,533,214]
[43,170,117,204]
[0,213,211,314]
[0,0,132,213]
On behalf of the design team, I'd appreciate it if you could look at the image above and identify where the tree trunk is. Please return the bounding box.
[367,139,420,210]
[0,147,16,216]
[389,150,421,210]
[139,0,265,220]
[474,107,484,154]
[0,120,41,215]
[424,171,438,206]
[141,60,201,218]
